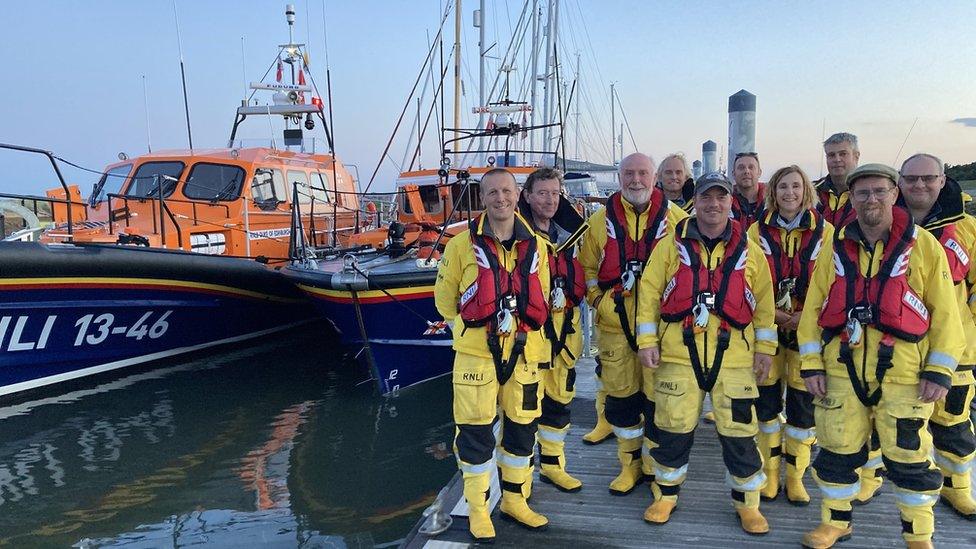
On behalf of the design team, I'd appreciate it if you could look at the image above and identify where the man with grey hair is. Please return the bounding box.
[579,152,688,495]
[815,132,860,226]
[656,153,695,213]
[897,152,976,521]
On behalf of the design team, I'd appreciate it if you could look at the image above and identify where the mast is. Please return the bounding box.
[173,0,193,150]
[453,0,462,151]
[477,0,486,165]
[610,82,615,165]
[541,0,553,155]
[574,51,580,161]
[528,0,540,158]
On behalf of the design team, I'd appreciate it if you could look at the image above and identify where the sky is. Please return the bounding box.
[1,0,975,196]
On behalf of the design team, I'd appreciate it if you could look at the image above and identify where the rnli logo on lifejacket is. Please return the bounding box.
[460,282,478,307]
[662,277,677,302]
[606,217,616,240]
[903,291,929,320]
[745,287,757,311]
[461,371,485,382]
[945,238,970,266]
[473,244,490,269]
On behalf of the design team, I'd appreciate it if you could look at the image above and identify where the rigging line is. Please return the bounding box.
[613,87,639,152]
[348,263,439,325]
[893,117,919,166]
[410,56,453,171]
[363,1,453,194]
[320,0,331,70]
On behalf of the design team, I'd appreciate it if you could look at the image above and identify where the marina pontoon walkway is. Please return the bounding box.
[404,357,976,548]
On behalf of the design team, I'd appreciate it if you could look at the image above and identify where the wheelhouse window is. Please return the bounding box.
[451,181,483,213]
[183,163,246,201]
[91,164,131,205]
[288,170,313,204]
[401,185,444,214]
[312,172,333,204]
[125,161,185,198]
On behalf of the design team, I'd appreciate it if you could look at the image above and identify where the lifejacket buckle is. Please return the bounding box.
[620,260,643,296]
[499,293,518,313]
[776,278,796,312]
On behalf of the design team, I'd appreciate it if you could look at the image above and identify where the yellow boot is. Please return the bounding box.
[582,389,613,445]
[784,426,814,506]
[462,471,496,543]
[608,431,644,495]
[736,507,769,535]
[758,419,782,501]
[905,542,934,549]
[940,471,976,520]
[853,467,883,505]
[499,459,548,530]
[643,499,677,524]
[802,524,853,548]
[538,425,582,493]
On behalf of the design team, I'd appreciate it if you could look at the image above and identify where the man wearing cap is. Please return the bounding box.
[815,133,860,227]
[636,171,778,534]
[797,163,964,548]
[897,153,976,521]
[579,152,687,496]
[731,152,765,227]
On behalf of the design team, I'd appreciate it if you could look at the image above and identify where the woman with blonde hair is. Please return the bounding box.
[747,165,833,505]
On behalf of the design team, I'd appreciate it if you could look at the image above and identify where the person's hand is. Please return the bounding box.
[753,353,772,383]
[918,379,949,403]
[785,312,802,331]
[774,309,792,327]
[804,373,827,398]
[638,346,660,369]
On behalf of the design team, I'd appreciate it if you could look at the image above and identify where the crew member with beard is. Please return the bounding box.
[579,152,688,496]
[797,164,964,549]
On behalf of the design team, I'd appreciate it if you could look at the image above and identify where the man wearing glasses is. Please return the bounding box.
[731,152,765,227]
[815,133,860,227]
[797,163,964,548]
[897,153,976,521]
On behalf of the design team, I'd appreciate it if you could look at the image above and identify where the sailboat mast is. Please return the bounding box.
[574,51,580,161]
[454,0,462,151]
[610,82,615,165]
[528,0,540,158]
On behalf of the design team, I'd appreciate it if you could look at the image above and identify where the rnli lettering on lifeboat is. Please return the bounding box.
[190,233,227,255]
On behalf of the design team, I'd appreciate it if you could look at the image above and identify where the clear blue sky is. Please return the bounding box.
[2,0,975,195]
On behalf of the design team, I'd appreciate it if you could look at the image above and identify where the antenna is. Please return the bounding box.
[241,36,248,103]
[173,0,193,150]
[142,75,152,153]
[893,117,919,166]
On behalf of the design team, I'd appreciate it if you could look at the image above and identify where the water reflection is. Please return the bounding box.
[0,322,456,547]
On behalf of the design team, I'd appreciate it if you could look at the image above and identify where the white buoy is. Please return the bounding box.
[727,89,757,175]
[702,140,717,174]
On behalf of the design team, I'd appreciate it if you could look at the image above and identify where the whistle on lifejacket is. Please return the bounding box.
[620,260,643,297]
[551,277,567,312]
[497,294,518,336]
[845,304,872,348]
[692,292,716,333]
[776,278,796,312]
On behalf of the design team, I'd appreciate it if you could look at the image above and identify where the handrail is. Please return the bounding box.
[0,143,75,240]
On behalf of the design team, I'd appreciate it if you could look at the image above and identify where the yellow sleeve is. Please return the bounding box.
[747,238,778,356]
[797,235,834,373]
[636,237,673,349]
[919,231,965,377]
[434,235,464,324]
[579,207,608,306]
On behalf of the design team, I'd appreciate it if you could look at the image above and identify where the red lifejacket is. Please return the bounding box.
[817,208,929,343]
[932,223,970,284]
[550,245,586,308]
[815,178,856,227]
[731,183,766,228]
[660,218,755,330]
[596,190,669,291]
[756,209,825,307]
[459,218,548,332]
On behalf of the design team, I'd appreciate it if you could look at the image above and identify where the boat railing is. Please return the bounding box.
[104,175,185,248]
[0,142,81,240]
